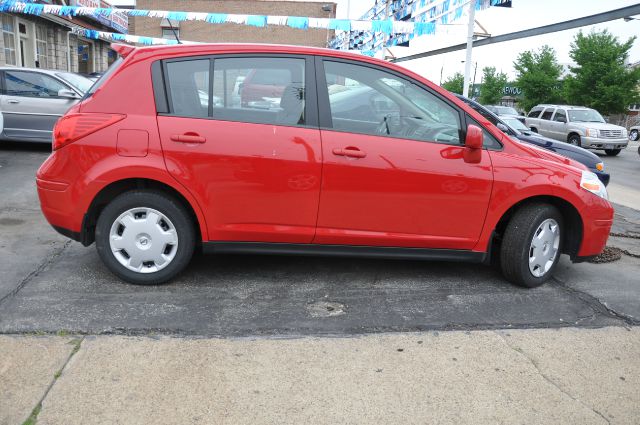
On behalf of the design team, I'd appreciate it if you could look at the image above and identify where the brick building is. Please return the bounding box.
[131,0,337,47]
[0,0,127,73]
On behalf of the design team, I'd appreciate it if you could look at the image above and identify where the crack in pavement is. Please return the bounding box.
[551,276,639,326]
[20,336,85,424]
[494,331,611,424]
[0,240,71,308]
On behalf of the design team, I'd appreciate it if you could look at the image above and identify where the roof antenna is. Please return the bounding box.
[167,19,182,44]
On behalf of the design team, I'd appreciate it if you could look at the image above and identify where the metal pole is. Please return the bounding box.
[471,62,478,98]
[462,0,476,97]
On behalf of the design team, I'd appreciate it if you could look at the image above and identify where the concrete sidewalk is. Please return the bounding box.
[1,327,639,425]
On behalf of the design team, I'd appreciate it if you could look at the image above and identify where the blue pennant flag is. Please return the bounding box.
[205,13,227,24]
[167,11,187,22]
[371,19,393,34]
[287,17,309,30]
[246,15,267,27]
[328,19,351,31]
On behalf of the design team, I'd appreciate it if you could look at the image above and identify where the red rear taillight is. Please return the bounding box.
[53,113,125,150]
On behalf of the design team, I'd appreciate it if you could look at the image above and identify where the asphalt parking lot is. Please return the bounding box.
[0,141,638,337]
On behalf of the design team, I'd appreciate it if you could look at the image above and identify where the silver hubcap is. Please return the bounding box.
[630,131,638,141]
[529,218,560,278]
[109,207,178,273]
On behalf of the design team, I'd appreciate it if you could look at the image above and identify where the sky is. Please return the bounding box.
[335,0,640,84]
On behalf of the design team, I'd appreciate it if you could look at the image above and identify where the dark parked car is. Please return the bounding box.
[456,95,610,186]
[484,104,525,123]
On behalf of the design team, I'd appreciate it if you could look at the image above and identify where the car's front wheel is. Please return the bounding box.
[629,129,638,141]
[567,134,581,146]
[500,203,563,288]
[95,190,195,285]
[604,149,621,156]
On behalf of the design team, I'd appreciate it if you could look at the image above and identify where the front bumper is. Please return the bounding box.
[581,137,628,150]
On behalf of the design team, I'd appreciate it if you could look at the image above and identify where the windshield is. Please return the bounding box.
[56,72,93,93]
[502,117,529,131]
[495,106,519,115]
[568,109,605,123]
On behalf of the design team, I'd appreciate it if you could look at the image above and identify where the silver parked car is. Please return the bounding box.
[0,67,93,143]
[525,104,628,156]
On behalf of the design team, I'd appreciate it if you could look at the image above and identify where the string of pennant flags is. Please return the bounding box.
[0,0,510,48]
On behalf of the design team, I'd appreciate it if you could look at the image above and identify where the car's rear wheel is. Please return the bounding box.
[604,149,621,156]
[500,203,563,288]
[95,190,195,285]
[629,129,638,141]
[567,134,581,147]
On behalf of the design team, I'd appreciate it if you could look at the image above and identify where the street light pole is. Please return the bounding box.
[462,0,476,97]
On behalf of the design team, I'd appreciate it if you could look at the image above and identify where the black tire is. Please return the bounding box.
[604,149,621,156]
[567,134,581,147]
[629,129,638,141]
[530,127,538,133]
[95,190,195,285]
[500,203,563,288]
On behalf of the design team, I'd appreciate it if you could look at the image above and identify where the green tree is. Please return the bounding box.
[564,30,640,115]
[513,45,564,112]
[441,72,464,94]
[479,67,508,105]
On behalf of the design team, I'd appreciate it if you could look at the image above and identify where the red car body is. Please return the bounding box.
[36,43,613,285]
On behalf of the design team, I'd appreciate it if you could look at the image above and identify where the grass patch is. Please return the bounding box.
[22,404,41,425]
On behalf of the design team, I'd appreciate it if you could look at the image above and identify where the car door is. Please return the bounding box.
[537,108,555,138]
[155,55,322,243]
[0,70,78,142]
[547,109,567,141]
[313,58,494,250]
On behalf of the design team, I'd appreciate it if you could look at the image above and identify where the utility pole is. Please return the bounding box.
[462,0,476,97]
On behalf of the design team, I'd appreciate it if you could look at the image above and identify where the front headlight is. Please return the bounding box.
[586,128,599,138]
[622,129,628,137]
[595,162,604,172]
[580,170,608,200]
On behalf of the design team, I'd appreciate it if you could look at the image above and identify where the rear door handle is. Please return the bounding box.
[170,133,206,144]
[332,146,366,158]
[7,99,19,104]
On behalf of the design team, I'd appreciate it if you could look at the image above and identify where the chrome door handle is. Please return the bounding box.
[7,99,19,104]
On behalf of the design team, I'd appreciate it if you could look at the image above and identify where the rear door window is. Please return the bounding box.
[212,57,306,126]
[540,108,554,120]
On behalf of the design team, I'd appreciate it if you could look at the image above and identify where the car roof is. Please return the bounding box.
[534,104,591,110]
[0,66,69,76]
[133,42,375,61]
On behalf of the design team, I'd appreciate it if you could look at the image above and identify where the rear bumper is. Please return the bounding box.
[581,137,628,150]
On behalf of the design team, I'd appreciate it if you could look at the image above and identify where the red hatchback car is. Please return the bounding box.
[37,43,613,287]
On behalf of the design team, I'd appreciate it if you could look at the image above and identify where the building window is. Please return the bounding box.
[35,25,47,68]
[161,18,179,41]
[2,15,16,66]
[161,28,180,40]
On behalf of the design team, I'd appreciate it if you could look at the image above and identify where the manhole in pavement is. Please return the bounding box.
[306,301,346,318]
[588,246,622,263]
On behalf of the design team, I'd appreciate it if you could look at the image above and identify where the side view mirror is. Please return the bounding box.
[465,124,484,149]
[496,122,509,132]
[58,89,80,99]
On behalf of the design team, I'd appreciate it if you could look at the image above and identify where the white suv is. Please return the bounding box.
[525,104,628,156]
